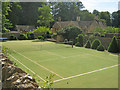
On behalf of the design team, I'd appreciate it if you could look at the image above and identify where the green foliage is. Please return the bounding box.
[79,10,95,21]
[27,32,34,40]
[9,34,17,40]
[38,36,44,40]
[2,46,11,56]
[33,26,50,38]
[57,26,82,41]
[108,36,119,53]
[97,44,105,51]
[100,34,105,37]
[85,40,91,48]
[51,33,57,39]
[99,11,111,26]
[75,42,81,47]
[93,26,120,33]
[51,2,84,21]
[91,39,101,49]
[2,2,13,33]
[18,34,27,40]
[37,4,54,27]
[76,34,84,47]
[41,74,54,88]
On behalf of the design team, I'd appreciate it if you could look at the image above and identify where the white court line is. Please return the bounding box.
[10,54,46,82]
[43,50,66,58]
[54,64,119,83]
[13,50,64,79]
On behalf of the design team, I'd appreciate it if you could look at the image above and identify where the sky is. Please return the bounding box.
[80,0,119,13]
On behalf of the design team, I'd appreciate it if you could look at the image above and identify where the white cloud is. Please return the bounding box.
[80,0,119,13]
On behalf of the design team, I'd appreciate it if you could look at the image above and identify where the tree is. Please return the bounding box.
[37,3,54,27]
[2,2,13,33]
[108,36,119,53]
[51,2,84,21]
[99,11,111,26]
[93,9,100,16]
[57,26,82,41]
[79,10,95,21]
[33,26,51,38]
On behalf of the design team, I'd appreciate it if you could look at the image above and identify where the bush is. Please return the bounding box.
[107,36,119,53]
[91,39,101,49]
[38,36,44,40]
[51,33,57,39]
[9,34,17,40]
[76,34,84,47]
[27,33,34,40]
[97,44,105,51]
[100,34,105,37]
[75,42,81,47]
[84,40,91,48]
[57,26,82,41]
[18,34,27,40]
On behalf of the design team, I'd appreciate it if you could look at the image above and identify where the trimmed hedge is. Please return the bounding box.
[18,34,27,40]
[38,36,44,40]
[9,34,17,40]
[76,34,84,47]
[91,39,101,49]
[75,42,81,47]
[97,44,105,51]
[85,40,91,48]
[27,33,34,40]
[107,36,119,53]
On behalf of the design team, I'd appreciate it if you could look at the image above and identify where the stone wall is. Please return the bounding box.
[1,53,39,89]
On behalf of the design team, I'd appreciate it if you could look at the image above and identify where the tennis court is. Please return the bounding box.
[2,40,118,88]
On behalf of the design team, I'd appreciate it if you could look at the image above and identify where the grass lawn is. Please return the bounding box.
[2,40,118,88]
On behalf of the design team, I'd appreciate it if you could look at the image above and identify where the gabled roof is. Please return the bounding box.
[16,25,35,31]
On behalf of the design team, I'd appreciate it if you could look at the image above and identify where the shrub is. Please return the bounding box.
[9,34,17,40]
[107,36,119,53]
[76,34,84,47]
[91,39,101,49]
[27,33,34,40]
[100,34,105,37]
[38,36,44,40]
[64,39,68,44]
[57,26,82,41]
[51,33,57,39]
[18,34,27,40]
[75,42,81,47]
[84,40,91,48]
[97,44,105,51]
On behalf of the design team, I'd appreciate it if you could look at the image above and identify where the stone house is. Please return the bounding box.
[15,25,35,33]
[51,16,106,33]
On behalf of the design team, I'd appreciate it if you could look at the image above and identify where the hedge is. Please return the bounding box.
[107,36,119,53]
[97,44,105,51]
[91,39,101,49]
[85,40,91,48]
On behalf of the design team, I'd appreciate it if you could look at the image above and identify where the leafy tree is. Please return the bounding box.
[91,39,101,49]
[2,2,13,33]
[99,11,111,26]
[37,3,54,27]
[51,2,84,21]
[108,36,119,53]
[33,26,51,38]
[93,9,100,16]
[79,10,95,21]
[57,26,82,41]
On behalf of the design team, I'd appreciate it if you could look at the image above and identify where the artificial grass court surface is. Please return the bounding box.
[2,40,118,88]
